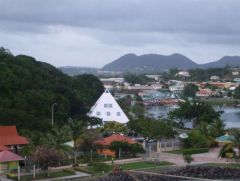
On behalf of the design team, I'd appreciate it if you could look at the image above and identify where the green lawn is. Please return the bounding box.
[119,161,172,170]
[74,161,173,174]
[10,170,75,181]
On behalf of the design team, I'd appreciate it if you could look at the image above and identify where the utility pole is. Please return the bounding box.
[51,103,57,127]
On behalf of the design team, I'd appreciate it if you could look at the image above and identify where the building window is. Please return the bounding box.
[104,104,108,108]
[107,112,111,116]
[117,112,121,116]
[96,112,101,116]
[109,104,113,108]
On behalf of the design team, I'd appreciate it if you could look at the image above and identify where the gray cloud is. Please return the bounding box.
[0,0,240,67]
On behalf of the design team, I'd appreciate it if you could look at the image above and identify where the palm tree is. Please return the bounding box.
[232,129,240,157]
[42,126,72,157]
[68,118,86,163]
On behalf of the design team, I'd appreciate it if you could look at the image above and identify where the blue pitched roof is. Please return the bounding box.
[215,134,234,143]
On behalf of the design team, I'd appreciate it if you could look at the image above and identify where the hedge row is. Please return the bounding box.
[182,148,209,155]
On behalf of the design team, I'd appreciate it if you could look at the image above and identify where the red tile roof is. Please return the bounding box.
[0,150,24,162]
[0,144,9,151]
[96,134,136,146]
[0,126,28,146]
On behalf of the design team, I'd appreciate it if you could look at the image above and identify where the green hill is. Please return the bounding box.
[0,47,104,131]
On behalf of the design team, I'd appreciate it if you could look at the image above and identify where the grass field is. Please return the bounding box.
[10,170,75,181]
[119,161,172,170]
[75,161,173,174]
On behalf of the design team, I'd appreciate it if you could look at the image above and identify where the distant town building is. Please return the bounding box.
[88,89,129,124]
[176,71,190,77]
[169,81,185,93]
[145,74,161,81]
[234,78,240,83]
[196,89,215,97]
[210,76,220,81]
[232,71,239,76]
[139,90,171,100]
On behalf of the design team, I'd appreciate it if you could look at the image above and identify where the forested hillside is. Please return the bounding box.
[0,48,104,131]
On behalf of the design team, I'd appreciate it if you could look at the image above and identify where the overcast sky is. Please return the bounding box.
[1,0,240,68]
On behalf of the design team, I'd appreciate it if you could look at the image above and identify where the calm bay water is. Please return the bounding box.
[146,105,240,128]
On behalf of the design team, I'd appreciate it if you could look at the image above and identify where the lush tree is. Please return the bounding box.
[100,121,128,135]
[109,141,144,158]
[86,116,103,130]
[68,118,86,163]
[169,101,220,127]
[182,83,199,98]
[183,154,194,165]
[31,146,62,174]
[0,47,104,132]
[127,118,175,143]
[124,73,152,85]
[41,126,72,156]
[182,129,210,148]
[219,143,236,158]
[232,129,240,157]
[234,86,240,99]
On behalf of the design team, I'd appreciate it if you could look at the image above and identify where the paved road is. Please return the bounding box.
[152,148,228,166]
[0,177,13,181]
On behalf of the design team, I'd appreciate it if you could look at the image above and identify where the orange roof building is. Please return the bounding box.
[96,134,137,157]
[96,134,136,146]
[0,126,28,150]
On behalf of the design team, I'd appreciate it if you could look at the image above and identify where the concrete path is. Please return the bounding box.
[104,157,143,165]
[154,148,228,166]
[32,171,90,181]
[0,177,14,181]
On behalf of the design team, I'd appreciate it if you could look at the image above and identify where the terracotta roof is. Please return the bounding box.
[0,150,24,162]
[0,126,28,146]
[96,134,136,146]
[0,144,9,151]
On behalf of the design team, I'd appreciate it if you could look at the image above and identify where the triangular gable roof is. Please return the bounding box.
[88,89,129,123]
[0,144,9,151]
[0,150,24,162]
[0,126,28,146]
[96,134,136,146]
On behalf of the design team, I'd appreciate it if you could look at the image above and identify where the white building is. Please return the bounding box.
[176,71,190,77]
[232,71,239,76]
[210,76,220,81]
[88,89,129,124]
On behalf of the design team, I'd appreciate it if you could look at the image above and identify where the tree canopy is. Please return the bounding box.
[0,47,104,132]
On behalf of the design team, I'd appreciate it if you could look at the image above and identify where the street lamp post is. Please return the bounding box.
[51,103,57,127]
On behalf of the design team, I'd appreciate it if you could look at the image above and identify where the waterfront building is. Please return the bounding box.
[88,89,129,123]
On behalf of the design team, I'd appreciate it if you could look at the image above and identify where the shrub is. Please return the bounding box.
[182,130,210,148]
[183,154,194,165]
[7,173,17,179]
[74,167,95,174]
[91,162,111,172]
[63,168,75,174]
[219,143,236,158]
[182,148,208,155]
